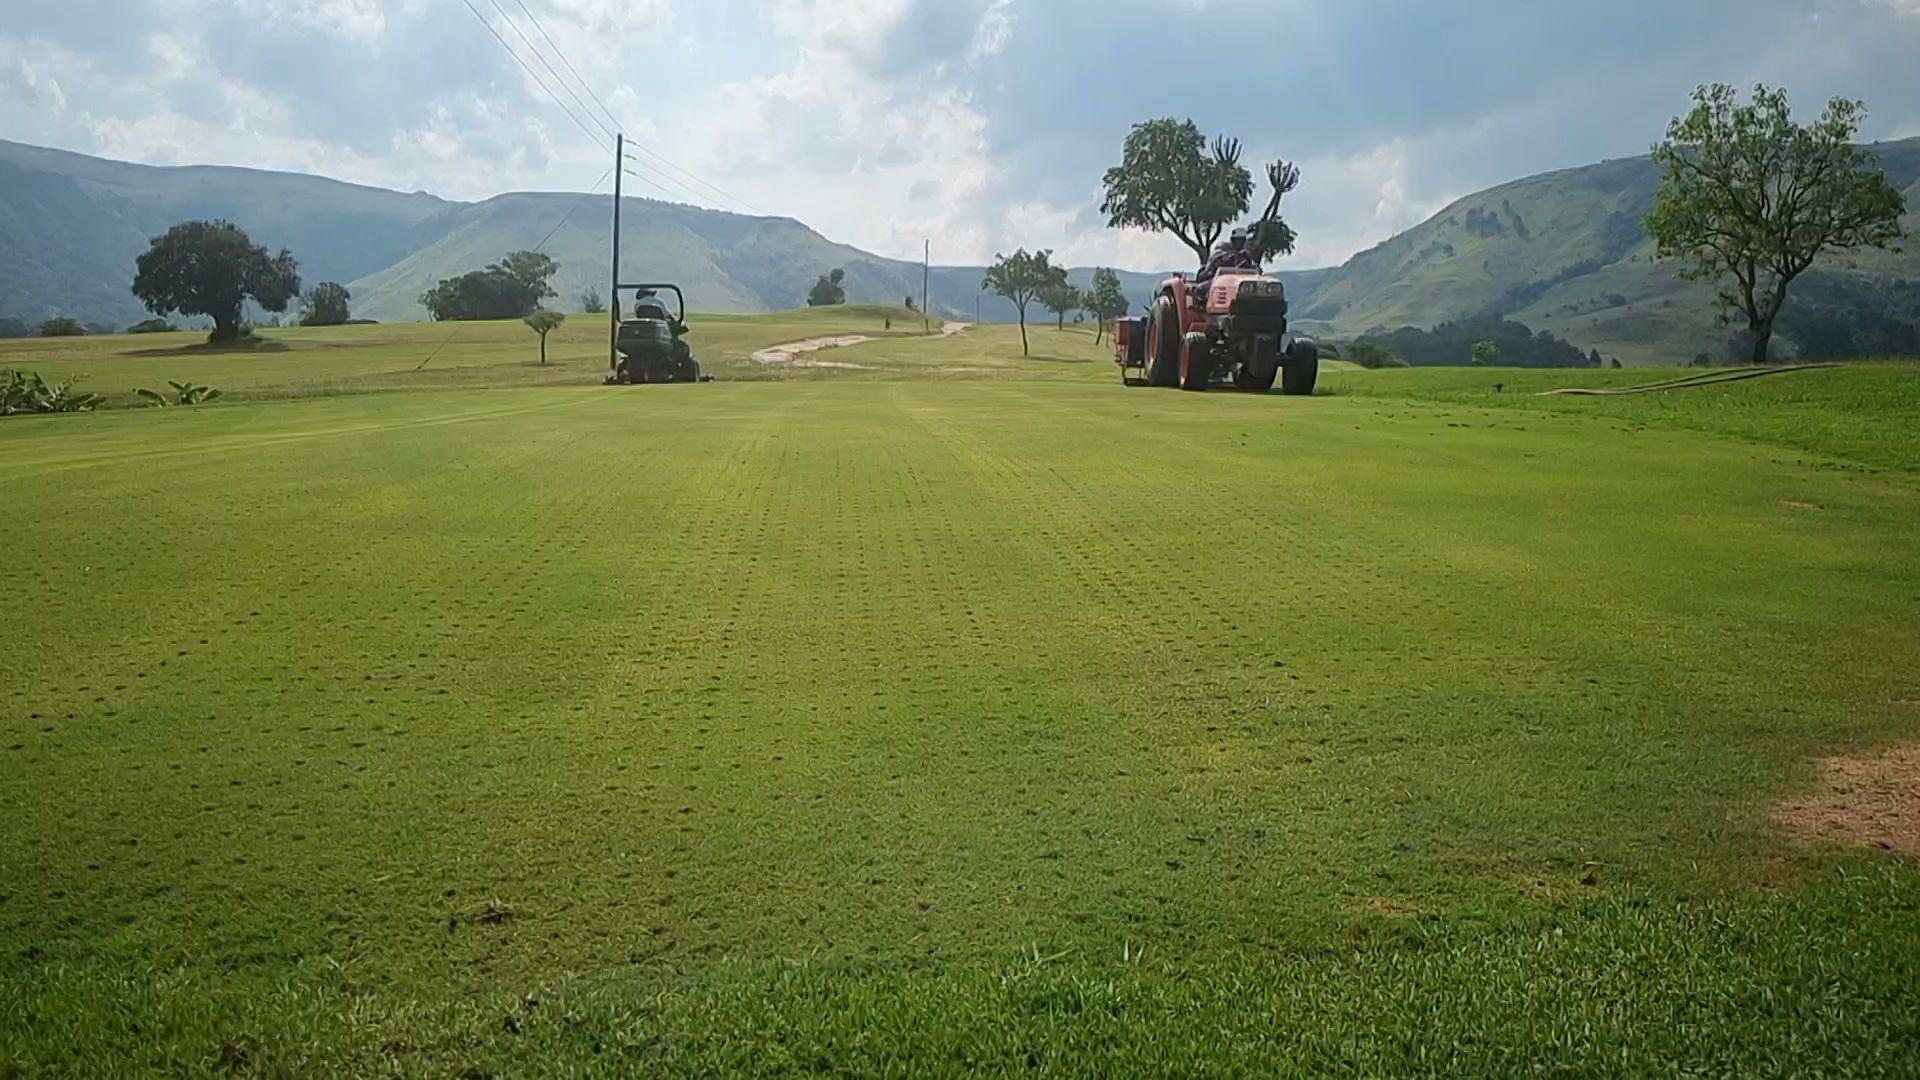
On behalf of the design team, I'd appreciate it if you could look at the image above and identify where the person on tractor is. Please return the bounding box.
[1195,228,1256,283]
[633,289,669,321]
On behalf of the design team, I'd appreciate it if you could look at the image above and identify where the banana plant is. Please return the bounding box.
[136,380,223,407]
[1,368,103,415]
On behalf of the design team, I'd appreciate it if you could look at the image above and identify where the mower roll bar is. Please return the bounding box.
[616,282,685,323]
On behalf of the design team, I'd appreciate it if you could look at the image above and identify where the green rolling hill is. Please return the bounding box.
[1293,139,1920,363]
[2,137,1915,361]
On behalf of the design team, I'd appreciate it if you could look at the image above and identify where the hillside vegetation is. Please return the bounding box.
[4,137,1916,362]
[1294,140,1920,364]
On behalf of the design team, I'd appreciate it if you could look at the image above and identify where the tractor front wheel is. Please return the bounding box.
[1282,341,1319,396]
[1147,295,1181,387]
[1179,333,1213,391]
[1236,336,1280,392]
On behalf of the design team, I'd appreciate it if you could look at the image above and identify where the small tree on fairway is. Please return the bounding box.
[1471,339,1499,366]
[1647,84,1906,365]
[300,282,351,326]
[132,220,300,342]
[1086,267,1129,345]
[1039,282,1082,331]
[525,310,565,366]
[582,286,606,314]
[983,249,1065,356]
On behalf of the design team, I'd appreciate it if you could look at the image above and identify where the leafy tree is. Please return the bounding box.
[1085,268,1130,345]
[1102,118,1299,267]
[1471,339,1499,366]
[582,286,606,314]
[1039,282,1082,331]
[38,317,85,337]
[904,295,916,311]
[132,220,300,342]
[1647,84,1907,364]
[419,251,559,322]
[524,310,566,366]
[1346,342,1400,369]
[983,249,1065,356]
[808,268,848,307]
[300,282,351,327]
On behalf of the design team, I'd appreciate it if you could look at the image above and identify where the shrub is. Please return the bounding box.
[136,381,223,407]
[1,369,104,415]
[128,318,178,334]
[39,317,86,337]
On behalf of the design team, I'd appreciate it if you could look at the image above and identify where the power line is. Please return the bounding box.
[457,0,607,154]
[625,142,764,216]
[483,0,618,144]
[621,163,710,206]
[413,166,614,373]
[486,0,759,216]
[510,0,624,136]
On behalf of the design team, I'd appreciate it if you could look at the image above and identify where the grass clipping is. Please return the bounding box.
[1776,742,1920,857]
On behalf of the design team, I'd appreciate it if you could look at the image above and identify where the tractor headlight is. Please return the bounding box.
[1237,279,1284,298]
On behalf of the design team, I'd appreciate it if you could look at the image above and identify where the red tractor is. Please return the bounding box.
[1112,164,1319,395]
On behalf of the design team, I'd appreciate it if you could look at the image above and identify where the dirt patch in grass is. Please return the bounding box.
[1775,742,1920,858]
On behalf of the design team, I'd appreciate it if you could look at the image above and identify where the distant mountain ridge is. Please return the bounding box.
[3,137,1916,361]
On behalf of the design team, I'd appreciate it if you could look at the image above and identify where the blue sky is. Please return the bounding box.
[4,0,1919,271]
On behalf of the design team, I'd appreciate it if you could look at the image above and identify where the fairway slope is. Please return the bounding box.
[4,347,1920,1074]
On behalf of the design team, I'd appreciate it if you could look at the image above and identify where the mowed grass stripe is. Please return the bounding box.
[5,353,1920,1073]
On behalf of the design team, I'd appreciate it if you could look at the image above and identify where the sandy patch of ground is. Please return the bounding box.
[940,321,971,337]
[751,336,875,369]
[1775,741,1920,857]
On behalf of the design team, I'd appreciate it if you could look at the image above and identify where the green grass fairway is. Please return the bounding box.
[4,322,1920,1074]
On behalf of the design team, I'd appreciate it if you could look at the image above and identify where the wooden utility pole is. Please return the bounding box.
[922,239,930,335]
[608,133,623,377]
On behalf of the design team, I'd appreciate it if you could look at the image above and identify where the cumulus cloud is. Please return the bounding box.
[2,0,1918,270]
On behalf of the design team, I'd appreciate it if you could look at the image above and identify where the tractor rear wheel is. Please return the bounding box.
[1282,341,1319,396]
[1179,333,1213,390]
[1147,295,1180,387]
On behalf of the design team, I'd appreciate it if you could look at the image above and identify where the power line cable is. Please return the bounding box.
[458,0,607,154]
[483,0,619,144]
[479,0,750,215]
[510,0,625,136]
[624,142,766,216]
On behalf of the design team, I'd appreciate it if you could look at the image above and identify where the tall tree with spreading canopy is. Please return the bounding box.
[132,220,300,342]
[1102,118,1300,268]
[418,251,560,321]
[808,268,848,307]
[300,282,351,327]
[1646,84,1906,364]
[983,249,1066,356]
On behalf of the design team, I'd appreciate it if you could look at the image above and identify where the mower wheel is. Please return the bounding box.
[1282,341,1319,396]
[1179,332,1213,390]
[1147,295,1181,387]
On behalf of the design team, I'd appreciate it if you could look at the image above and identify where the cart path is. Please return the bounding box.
[750,322,971,369]
[751,336,876,368]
